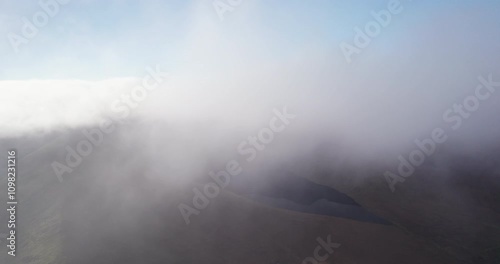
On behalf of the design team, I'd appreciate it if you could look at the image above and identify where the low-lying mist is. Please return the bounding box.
[1,2,500,262]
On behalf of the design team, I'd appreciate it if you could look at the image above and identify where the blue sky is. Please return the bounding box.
[0,0,499,80]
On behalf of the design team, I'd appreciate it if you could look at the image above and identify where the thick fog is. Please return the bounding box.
[1,1,500,263]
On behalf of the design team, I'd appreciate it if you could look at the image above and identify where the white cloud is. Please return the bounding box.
[0,78,135,137]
